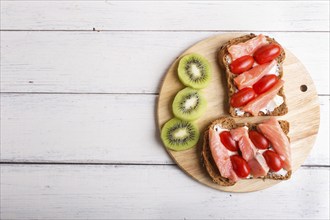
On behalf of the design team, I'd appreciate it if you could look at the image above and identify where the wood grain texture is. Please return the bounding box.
[1,1,329,31]
[0,0,329,218]
[1,32,329,94]
[157,33,320,192]
[0,93,169,164]
[1,164,329,220]
[1,93,328,165]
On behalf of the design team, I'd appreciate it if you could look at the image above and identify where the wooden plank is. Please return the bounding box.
[1,94,328,165]
[1,164,329,219]
[0,93,171,164]
[1,1,329,31]
[308,95,330,165]
[1,32,329,94]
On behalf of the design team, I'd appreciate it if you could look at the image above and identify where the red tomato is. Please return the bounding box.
[254,44,281,64]
[249,130,270,149]
[253,75,278,94]
[230,88,256,108]
[229,55,255,74]
[263,150,282,172]
[220,131,238,152]
[230,155,251,178]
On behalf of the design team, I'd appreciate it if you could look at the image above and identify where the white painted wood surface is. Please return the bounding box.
[0,1,329,219]
[1,165,329,220]
[0,93,169,164]
[1,1,329,31]
[1,32,329,94]
[1,94,329,165]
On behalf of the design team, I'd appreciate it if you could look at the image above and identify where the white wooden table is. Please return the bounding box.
[0,1,329,219]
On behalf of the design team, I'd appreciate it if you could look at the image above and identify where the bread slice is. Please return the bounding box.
[218,33,288,117]
[201,117,292,186]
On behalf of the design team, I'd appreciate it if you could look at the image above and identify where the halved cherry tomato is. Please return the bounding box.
[230,88,256,108]
[230,155,250,178]
[249,130,270,149]
[229,55,255,74]
[253,74,278,94]
[220,131,238,152]
[263,150,282,172]
[254,44,281,64]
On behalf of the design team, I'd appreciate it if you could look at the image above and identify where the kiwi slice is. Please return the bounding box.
[161,118,199,151]
[178,53,211,89]
[172,87,207,121]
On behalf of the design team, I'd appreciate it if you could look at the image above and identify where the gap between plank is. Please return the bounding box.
[0,92,159,95]
[2,0,328,2]
[0,30,329,33]
[0,92,329,96]
[0,161,328,168]
[0,161,176,166]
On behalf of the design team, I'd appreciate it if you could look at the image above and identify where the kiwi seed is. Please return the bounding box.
[178,53,211,89]
[161,118,200,151]
[172,87,207,121]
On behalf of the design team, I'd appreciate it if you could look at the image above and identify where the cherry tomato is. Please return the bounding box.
[230,155,251,178]
[263,150,282,172]
[249,130,270,149]
[253,75,278,94]
[254,44,281,64]
[230,88,256,108]
[220,131,238,152]
[229,55,255,74]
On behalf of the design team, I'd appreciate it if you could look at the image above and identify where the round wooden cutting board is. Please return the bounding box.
[157,33,320,192]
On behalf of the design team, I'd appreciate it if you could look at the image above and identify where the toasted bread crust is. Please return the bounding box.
[218,33,288,117]
[201,117,292,186]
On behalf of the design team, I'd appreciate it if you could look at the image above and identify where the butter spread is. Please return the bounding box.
[260,95,284,114]
[271,168,287,176]
[267,63,280,76]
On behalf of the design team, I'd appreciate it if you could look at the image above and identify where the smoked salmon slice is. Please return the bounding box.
[242,79,284,116]
[209,128,238,182]
[228,34,268,61]
[230,127,256,161]
[248,154,269,178]
[230,127,269,178]
[234,60,277,90]
[258,118,292,170]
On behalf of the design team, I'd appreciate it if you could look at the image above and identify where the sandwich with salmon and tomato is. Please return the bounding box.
[218,33,288,117]
[202,33,292,186]
[201,117,292,186]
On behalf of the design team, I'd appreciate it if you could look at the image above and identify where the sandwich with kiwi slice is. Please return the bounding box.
[160,34,293,188]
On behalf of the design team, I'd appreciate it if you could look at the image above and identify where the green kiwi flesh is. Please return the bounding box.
[178,53,211,89]
[161,118,200,151]
[172,87,207,121]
